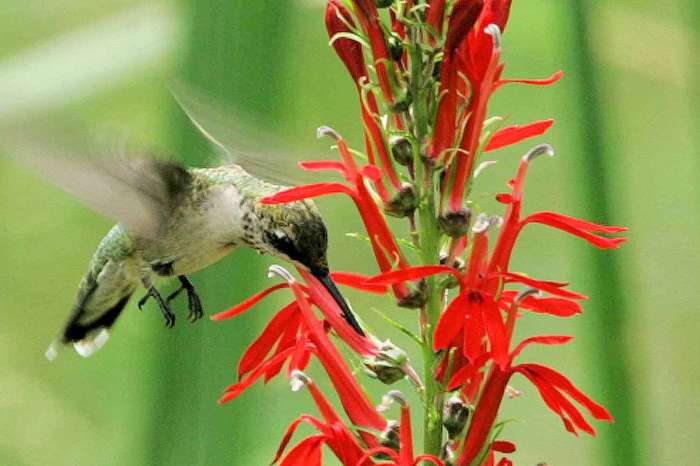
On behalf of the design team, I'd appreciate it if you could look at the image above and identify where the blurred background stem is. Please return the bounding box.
[567,1,644,465]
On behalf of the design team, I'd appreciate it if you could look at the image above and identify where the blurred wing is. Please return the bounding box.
[170,81,318,186]
[2,132,191,238]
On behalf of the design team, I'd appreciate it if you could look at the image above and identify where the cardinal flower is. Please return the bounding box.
[215,1,628,464]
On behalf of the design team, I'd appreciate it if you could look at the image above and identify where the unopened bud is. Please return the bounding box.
[390,136,413,166]
[397,279,428,309]
[391,90,412,113]
[443,395,469,437]
[438,208,472,237]
[363,341,409,385]
[385,184,419,218]
[432,58,442,80]
[388,34,404,62]
[379,420,400,452]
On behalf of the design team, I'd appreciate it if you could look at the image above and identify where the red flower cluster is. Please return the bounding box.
[214,1,627,465]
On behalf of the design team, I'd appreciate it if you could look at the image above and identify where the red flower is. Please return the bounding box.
[262,127,409,300]
[214,266,386,437]
[273,372,367,466]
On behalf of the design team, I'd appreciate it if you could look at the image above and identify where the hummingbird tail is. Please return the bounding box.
[60,291,133,357]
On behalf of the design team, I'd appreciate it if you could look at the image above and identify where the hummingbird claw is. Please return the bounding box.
[140,286,176,328]
[172,275,204,323]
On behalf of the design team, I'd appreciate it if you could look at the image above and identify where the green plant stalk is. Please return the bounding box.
[408,26,444,457]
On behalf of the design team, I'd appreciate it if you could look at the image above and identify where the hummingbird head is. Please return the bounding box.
[263,202,365,335]
[263,201,330,276]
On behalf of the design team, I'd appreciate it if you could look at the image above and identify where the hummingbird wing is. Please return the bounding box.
[170,82,322,187]
[2,131,191,238]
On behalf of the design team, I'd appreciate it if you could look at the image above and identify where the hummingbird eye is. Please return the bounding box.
[266,230,302,262]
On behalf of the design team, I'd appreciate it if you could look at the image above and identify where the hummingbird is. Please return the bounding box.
[5,92,365,359]
[50,158,364,358]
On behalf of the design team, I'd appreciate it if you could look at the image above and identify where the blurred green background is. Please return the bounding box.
[0,1,697,465]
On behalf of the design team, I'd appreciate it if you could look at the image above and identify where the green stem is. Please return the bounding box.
[408,24,445,458]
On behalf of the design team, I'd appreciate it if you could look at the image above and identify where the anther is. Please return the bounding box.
[474,160,497,178]
[377,390,407,412]
[523,143,555,162]
[289,370,312,392]
[268,264,295,283]
[316,125,341,141]
[471,212,491,233]
[484,24,502,50]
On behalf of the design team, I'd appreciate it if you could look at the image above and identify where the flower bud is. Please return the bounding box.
[397,279,428,308]
[385,184,419,218]
[443,395,470,437]
[388,34,404,62]
[438,208,472,237]
[379,420,400,451]
[390,136,413,166]
[363,340,409,385]
[326,0,366,83]
[391,90,412,113]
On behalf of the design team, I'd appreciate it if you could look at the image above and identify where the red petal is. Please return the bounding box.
[496,458,513,466]
[279,434,324,466]
[497,70,564,88]
[267,322,304,383]
[360,164,382,181]
[515,366,581,434]
[492,440,516,453]
[446,353,489,391]
[261,182,355,204]
[300,269,378,356]
[444,0,484,52]
[495,193,513,204]
[481,297,509,369]
[298,160,349,178]
[485,119,554,152]
[414,454,446,466]
[357,447,399,466]
[520,363,613,422]
[524,211,628,249]
[462,296,486,361]
[273,415,326,465]
[482,0,513,31]
[434,292,468,350]
[518,295,582,317]
[291,272,387,431]
[326,0,366,83]
[331,271,389,294]
[399,405,414,463]
[366,265,461,285]
[237,303,299,379]
[211,283,288,320]
[504,273,588,300]
[510,335,573,362]
[218,347,295,404]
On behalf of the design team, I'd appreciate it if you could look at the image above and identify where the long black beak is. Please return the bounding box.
[314,271,365,336]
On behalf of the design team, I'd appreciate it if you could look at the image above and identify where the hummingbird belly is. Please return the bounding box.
[140,183,247,277]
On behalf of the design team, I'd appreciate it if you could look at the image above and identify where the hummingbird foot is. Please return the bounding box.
[138,286,176,328]
[166,275,204,323]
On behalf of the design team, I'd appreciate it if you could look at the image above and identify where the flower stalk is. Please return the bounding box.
[212,1,627,465]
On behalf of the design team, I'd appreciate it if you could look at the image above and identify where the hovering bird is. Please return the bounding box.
[6,89,365,359]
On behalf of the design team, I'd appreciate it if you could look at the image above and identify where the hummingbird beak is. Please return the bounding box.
[313,271,365,336]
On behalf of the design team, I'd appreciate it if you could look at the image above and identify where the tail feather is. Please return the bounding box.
[61,293,132,344]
